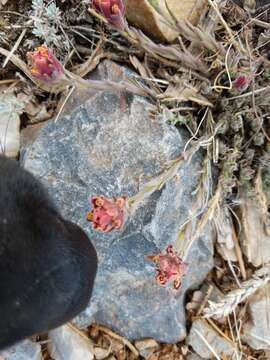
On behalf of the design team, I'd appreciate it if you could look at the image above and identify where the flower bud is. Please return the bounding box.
[233,74,250,93]
[27,46,64,84]
[92,0,125,30]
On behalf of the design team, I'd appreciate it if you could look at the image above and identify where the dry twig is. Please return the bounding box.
[204,264,270,319]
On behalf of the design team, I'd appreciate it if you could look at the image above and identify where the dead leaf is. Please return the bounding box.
[129,56,149,78]
[0,91,24,158]
[214,207,237,262]
[158,84,213,107]
[239,192,270,267]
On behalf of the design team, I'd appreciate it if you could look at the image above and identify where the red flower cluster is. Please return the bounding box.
[27,46,64,84]
[87,196,126,232]
[233,74,250,93]
[92,0,125,30]
[147,245,186,290]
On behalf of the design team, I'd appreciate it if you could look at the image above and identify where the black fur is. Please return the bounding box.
[0,156,97,349]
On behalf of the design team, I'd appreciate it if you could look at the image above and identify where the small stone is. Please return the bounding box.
[181,345,188,356]
[125,0,207,42]
[186,284,223,315]
[0,340,42,360]
[187,319,237,359]
[135,339,159,358]
[242,283,270,350]
[186,290,204,311]
[109,338,124,353]
[94,347,111,360]
[89,325,99,339]
[48,325,94,360]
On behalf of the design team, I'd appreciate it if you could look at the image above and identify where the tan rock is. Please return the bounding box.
[215,207,237,262]
[125,0,207,42]
[0,92,24,159]
[135,339,159,358]
[243,283,270,350]
[239,195,270,267]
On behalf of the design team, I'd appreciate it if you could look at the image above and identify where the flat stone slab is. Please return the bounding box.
[243,283,270,350]
[22,61,214,343]
[187,319,237,359]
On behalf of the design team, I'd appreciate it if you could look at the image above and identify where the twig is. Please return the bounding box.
[127,137,207,213]
[2,28,27,68]
[196,285,214,316]
[228,86,270,101]
[67,323,92,341]
[231,223,246,280]
[95,324,139,357]
[193,328,221,360]
[212,43,232,91]
[54,86,75,123]
[0,79,19,85]
[181,182,222,261]
[206,0,245,54]
[206,318,235,346]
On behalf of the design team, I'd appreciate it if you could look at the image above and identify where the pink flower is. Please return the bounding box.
[27,46,64,84]
[147,245,186,290]
[92,0,125,30]
[87,196,126,232]
[233,74,250,92]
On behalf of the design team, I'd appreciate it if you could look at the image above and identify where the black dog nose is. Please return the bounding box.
[0,156,98,350]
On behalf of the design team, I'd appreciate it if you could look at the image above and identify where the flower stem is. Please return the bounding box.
[127,141,202,213]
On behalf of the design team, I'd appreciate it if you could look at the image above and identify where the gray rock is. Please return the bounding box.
[187,319,237,359]
[0,340,42,360]
[242,283,270,350]
[22,61,214,343]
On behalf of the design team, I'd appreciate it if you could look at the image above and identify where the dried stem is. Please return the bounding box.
[181,181,222,261]
[94,324,139,357]
[0,46,149,97]
[204,264,270,319]
[127,140,203,213]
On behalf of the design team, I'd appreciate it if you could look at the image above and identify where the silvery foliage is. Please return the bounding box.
[31,0,64,47]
